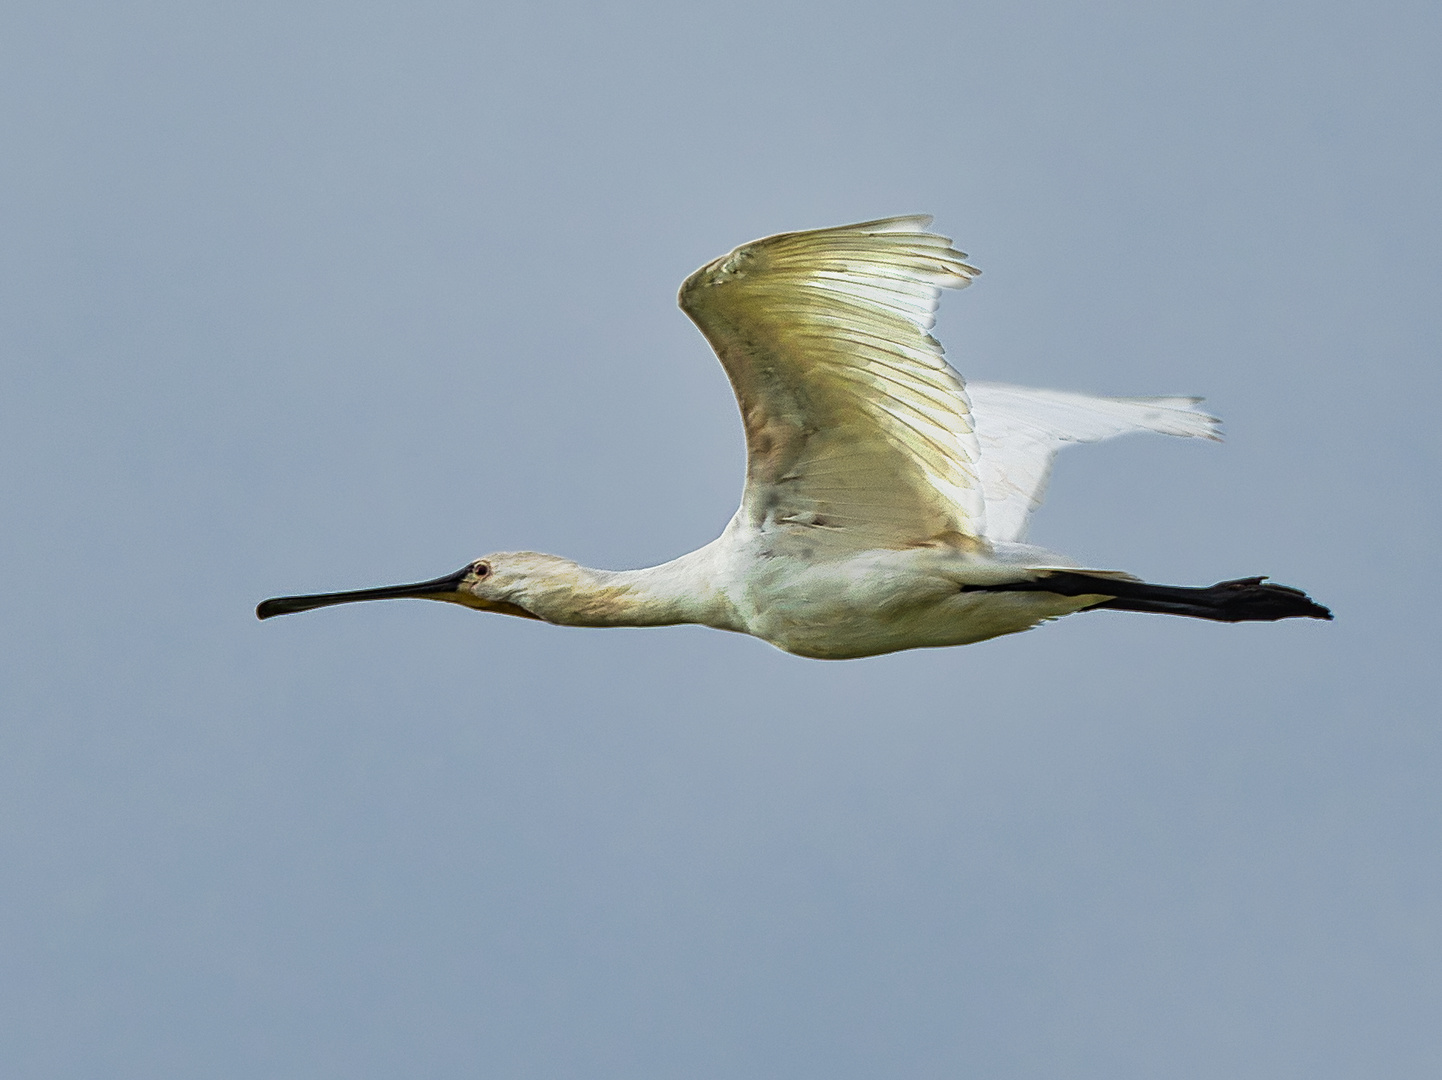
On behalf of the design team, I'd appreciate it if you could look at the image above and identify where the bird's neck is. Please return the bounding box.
[520,544,738,631]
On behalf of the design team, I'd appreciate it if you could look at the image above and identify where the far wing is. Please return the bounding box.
[679,217,985,552]
[967,382,1222,544]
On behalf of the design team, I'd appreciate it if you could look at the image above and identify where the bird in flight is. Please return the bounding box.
[258,216,1330,658]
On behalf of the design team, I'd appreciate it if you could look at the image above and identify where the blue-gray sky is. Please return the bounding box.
[2,1,1439,1077]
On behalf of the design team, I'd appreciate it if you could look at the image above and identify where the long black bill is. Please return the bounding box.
[256,566,471,620]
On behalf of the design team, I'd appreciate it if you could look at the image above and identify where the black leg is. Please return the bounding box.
[964,572,1333,623]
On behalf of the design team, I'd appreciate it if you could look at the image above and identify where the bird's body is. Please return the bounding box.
[702,541,1100,660]
[259,216,1330,656]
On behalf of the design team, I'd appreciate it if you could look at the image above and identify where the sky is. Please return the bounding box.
[2,1,1439,1077]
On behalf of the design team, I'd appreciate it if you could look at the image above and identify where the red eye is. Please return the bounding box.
[473,562,490,578]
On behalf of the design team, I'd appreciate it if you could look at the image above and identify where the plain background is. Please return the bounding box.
[2,1,1439,1077]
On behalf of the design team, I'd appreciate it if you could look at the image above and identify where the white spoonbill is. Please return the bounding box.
[258,216,1330,658]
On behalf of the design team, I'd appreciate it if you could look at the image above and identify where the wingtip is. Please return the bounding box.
[854,213,935,233]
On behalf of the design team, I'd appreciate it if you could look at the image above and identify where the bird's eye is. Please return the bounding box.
[473,562,490,578]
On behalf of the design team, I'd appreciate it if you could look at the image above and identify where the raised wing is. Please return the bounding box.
[967,382,1222,544]
[679,217,985,552]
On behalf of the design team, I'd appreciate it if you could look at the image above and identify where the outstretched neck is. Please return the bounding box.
[517,544,739,631]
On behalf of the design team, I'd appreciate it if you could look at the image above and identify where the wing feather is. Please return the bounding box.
[679,217,984,550]
[967,382,1222,543]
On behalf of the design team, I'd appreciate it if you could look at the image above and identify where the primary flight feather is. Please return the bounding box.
[258,216,1330,658]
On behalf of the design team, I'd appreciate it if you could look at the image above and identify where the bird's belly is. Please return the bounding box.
[740,578,1099,660]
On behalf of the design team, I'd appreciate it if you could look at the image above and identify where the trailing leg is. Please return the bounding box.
[964,572,1333,623]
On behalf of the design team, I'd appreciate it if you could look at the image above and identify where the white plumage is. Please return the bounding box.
[967,382,1221,543]
[678,215,986,551]
[259,216,1329,657]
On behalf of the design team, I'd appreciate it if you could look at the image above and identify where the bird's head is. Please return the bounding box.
[255,551,577,622]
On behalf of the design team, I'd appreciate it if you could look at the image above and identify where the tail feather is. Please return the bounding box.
[966,572,1333,623]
